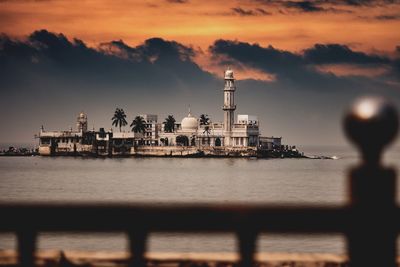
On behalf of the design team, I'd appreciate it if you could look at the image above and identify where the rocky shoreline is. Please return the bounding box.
[0,146,308,159]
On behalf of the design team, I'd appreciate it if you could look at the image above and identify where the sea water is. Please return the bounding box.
[1,145,399,253]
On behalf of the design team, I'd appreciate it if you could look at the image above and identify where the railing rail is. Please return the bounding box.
[0,97,399,267]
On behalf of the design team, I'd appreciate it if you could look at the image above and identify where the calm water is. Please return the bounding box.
[1,145,400,253]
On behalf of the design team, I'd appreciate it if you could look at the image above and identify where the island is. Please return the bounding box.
[36,69,304,158]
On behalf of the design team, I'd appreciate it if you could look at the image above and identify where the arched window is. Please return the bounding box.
[176,135,189,146]
[215,137,221,147]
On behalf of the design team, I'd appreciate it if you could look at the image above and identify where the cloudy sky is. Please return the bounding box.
[1,0,399,146]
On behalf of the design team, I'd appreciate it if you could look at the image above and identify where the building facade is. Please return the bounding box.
[156,68,260,148]
[38,113,93,156]
[38,68,269,156]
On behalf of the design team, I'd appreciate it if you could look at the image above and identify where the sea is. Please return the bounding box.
[1,145,400,254]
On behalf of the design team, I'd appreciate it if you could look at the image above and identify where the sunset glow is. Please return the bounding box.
[1,0,399,52]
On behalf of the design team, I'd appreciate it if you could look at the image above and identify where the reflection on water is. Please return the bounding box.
[0,145,399,253]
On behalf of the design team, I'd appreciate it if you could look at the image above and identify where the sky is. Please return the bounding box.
[0,0,400,146]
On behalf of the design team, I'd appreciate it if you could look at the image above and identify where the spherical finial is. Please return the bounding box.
[78,111,86,119]
[224,68,234,79]
[344,97,399,164]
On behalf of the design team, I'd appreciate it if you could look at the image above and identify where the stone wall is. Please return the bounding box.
[132,146,201,157]
[201,147,257,157]
[131,146,258,157]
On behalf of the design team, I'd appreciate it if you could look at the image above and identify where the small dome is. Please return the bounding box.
[181,112,198,131]
[224,68,234,79]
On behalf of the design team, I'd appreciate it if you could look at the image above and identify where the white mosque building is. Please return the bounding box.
[38,68,275,156]
[157,68,260,147]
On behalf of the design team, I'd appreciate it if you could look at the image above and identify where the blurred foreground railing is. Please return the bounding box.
[0,97,399,267]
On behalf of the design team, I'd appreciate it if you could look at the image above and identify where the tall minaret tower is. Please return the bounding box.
[76,112,88,132]
[223,68,236,146]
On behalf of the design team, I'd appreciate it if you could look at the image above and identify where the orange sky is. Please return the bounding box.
[0,0,399,54]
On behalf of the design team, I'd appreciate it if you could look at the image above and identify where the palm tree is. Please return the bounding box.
[130,116,147,133]
[164,115,176,133]
[199,114,210,126]
[200,114,211,145]
[111,108,128,132]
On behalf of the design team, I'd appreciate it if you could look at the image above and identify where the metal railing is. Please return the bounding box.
[0,97,399,267]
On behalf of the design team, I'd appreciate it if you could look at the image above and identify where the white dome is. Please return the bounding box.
[181,112,198,131]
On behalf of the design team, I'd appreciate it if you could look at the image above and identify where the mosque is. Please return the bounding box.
[38,68,282,156]
[157,68,260,148]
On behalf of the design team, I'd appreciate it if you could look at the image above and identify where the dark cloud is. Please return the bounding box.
[209,39,399,92]
[306,0,400,6]
[98,39,141,61]
[0,0,54,2]
[303,44,400,84]
[210,39,394,70]
[1,30,397,96]
[209,39,350,92]
[231,7,271,16]
[337,0,376,5]
[252,0,398,13]
[392,46,400,78]
[374,14,400,20]
[0,29,218,115]
[232,7,257,16]
[166,0,189,3]
[139,38,196,62]
[303,44,390,64]
[0,30,211,89]
[210,40,303,73]
[283,1,324,12]
[255,8,272,14]
[328,0,400,6]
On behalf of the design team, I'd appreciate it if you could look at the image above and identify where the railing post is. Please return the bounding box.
[344,97,399,267]
[128,230,148,267]
[17,230,37,267]
[237,229,257,267]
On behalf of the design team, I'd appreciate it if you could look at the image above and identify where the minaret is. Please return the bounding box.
[223,68,236,146]
[76,112,88,132]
